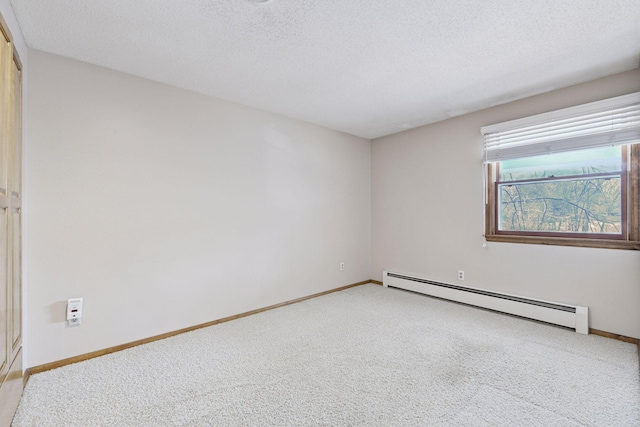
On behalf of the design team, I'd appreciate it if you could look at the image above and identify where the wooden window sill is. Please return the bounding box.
[485,234,640,250]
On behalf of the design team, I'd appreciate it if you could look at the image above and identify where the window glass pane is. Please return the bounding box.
[499,146,622,182]
[498,176,622,234]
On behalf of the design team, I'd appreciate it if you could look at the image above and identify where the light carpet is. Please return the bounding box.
[13,284,640,426]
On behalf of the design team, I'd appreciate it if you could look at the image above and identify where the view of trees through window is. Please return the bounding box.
[497,146,623,235]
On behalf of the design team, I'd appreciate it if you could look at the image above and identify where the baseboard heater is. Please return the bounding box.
[383,271,589,335]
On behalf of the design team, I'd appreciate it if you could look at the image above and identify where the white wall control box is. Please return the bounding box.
[67,298,83,325]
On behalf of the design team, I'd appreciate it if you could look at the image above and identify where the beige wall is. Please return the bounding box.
[21,44,640,368]
[372,68,640,339]
[25,50,371,368]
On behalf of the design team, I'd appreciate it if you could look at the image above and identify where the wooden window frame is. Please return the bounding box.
[485,144,640,250]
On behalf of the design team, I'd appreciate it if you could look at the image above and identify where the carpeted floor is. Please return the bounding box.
[13,284,640,426]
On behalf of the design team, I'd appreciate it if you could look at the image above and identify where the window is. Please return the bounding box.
[482,93,640,250]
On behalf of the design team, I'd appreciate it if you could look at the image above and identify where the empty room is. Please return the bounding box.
[0,0,639,425]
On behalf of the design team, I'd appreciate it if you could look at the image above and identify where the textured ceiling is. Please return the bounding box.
[10,0,640,139]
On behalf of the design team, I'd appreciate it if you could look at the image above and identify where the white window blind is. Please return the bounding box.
[481,92,640,162]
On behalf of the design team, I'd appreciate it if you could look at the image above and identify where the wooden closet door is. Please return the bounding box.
[0,16,22,427]
[8,53,21,367]
[0,20,10,385]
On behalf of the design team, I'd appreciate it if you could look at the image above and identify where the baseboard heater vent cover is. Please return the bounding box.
[382,271,588,334]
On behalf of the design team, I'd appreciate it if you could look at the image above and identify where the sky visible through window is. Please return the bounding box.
[499,146,622,182]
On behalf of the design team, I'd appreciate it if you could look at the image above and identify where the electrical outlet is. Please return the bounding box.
[67,298,83,327]
[340,262,345,271]
[457,270,465,281]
